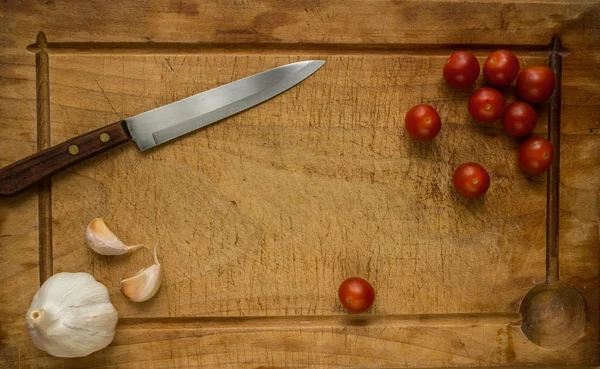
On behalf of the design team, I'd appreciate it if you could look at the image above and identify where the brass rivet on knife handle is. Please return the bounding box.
[68,144,80,155]
[99,132,111,143]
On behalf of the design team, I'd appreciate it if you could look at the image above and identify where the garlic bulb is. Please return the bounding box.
[86,218,148,255]
[26,272,118,358]
[120,245,163,302]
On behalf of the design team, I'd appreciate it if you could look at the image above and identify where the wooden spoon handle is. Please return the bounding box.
[0,120,131,196]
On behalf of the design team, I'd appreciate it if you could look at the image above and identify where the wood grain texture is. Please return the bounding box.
[2,319,596,368]
[49,54,548,318]
[0,54,43,367]
[1,0,599,54]
[0,0,598,368]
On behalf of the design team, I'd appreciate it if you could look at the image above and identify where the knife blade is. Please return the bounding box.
[0,60,325,196]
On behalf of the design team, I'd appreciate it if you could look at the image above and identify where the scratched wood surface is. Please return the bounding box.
[0,1,599,368]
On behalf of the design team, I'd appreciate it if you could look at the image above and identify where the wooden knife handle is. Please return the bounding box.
[0,120,131,196]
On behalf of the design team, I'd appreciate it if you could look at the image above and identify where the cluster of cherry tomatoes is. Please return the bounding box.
[338,51,558,314]
[405,50,557,198]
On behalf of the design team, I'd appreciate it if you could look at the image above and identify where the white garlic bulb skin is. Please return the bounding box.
[86,218,148,255]
[26,272,118,358]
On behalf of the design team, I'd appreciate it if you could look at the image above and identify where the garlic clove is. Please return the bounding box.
[120,245,163,302]
[86,218,148,256]
[26,272,118,358]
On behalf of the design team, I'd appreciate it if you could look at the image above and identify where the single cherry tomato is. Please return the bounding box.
[404,104,441,141]
[468,87,506,123]
[518,137,554,174]
[516,67,556,103]
[443,51,480,89]
[338,277,375,314]
[453,163,490,198]
[483,50,520,87]
[502,102,537,137]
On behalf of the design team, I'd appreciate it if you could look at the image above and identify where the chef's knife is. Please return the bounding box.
[0,60,325,196]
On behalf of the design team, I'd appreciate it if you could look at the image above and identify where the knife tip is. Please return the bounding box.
[310,60,326,69]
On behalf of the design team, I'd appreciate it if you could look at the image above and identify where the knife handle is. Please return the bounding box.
[0,121,131,196]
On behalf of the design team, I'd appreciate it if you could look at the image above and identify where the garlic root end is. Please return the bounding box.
[29,308,55,331]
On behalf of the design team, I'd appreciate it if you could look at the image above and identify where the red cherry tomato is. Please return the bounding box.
[404,104,441,141]
[502,102,537,137]
[483,50,520,87]
[453,163,490,198]
[516,67,556,103]
[518,137,554,174]
[468,87,506,123]
[443,51,480,89]
[338,277,375,314]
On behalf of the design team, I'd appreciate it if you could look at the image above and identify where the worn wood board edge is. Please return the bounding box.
[30,32,598,366]
[546,36,563,284]
[34,32,52,284]
[25,41,554,56]
[117,312,523,330]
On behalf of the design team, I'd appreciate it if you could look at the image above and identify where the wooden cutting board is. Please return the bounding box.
[1,1,599,368]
